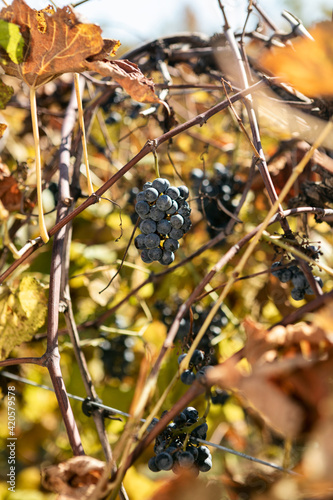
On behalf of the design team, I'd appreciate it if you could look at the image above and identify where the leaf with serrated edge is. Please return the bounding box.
[0,276,47,360]
[0,0,104,88]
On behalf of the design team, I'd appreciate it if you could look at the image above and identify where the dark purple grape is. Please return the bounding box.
[163,238,179,252]
[145,233,161,249]
[135,200,150,216]
[140,219,157,234]
[148,456,160,472]
[135,234,147,250]
[141,249,154,263]
[166,200,179,215]
[159,250,175,266]
[177,451,194,468]
[156,194,172,211]
[152,178,170,193]
[149,206,165,221]
[157,219,172,235]
[148,247,163,261]
[144,187,159,202]
[155,452,173,471]
[180,370,196,385]
[170,214,184,229]
[166,186,180,200]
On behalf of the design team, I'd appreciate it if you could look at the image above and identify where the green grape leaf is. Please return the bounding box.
[0,276,47,360]
[0,78,13,108]
[0,18,24,64]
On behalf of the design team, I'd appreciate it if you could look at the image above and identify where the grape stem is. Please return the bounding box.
[30,87,49,243]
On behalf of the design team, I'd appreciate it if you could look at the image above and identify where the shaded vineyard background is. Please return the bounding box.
[1,0,333,499]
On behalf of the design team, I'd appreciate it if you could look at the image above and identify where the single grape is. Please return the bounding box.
[184,407,199,421]
[291,272,307,289]
[134,234,146,250]
[155,452,174,471]
[187,446,199,460]
[157,219,172,235]
[141,249,154,263]
[166,186,180,200]
[197,446,211,462]
[178,353,187,365]
[144,233,161,249]
[140,219,157,234]
[182,217,192,232]
[169,228,184,240]
[166,200,178,215]
[280,268,293,283]
[191,423,208,439]
[291,287,305,301]
[177,206,191,218]
[147,417,159,433]
[150,206,165,221]
[190,349,204,368]
[148,247,163,261]
[180,370,196,385]
[174,412,187,426]
[143,181,153,190]
[148,456,160,472]
[135,200,150,216]
[159,250,175,266]
[271,261,283,278]
[170,214,184,229]
[178,186,189,200]
[198,457,212,472]
[152,178,170,193]
[144,187,159,202]
[136,191,146,202]
[156,194,172,211]
[177,451,195,468]
[163,238,179,252]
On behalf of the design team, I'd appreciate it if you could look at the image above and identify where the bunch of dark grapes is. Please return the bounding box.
[148,407,212,475]
[99,336,135,380]
[134,178,192,265]
[158,301,228,354]
[178,349,210,385]
[191,163,243,237]
[271,249,323,301]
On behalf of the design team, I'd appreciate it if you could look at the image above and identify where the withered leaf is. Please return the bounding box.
[0,0,104,88]
[42,456,107,499]
[86,58,162,104]
[259,21,333,97]
[0,0,161,103]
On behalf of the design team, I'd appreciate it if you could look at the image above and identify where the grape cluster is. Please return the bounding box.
[157,301,228,354]
[134,178,192,265]
[99,336,135,380]
[178,349,210,385]
[271,255,323,301]
[191,164,243,237]
[148,407,212,474]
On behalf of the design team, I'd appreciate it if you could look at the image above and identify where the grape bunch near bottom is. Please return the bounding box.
[134,177,192,265]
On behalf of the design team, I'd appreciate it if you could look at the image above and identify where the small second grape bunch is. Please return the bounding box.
[134,178,192,265]
[148,407,212,474]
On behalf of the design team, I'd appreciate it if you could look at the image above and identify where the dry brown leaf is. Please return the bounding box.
[86,58,162,104]
[0,172,22,212]
[147,470,223,500]
[243,318,332,365]
[0,0,104,88]
[41,456,108,499]
[259,21,333,97]
[0,0,160,102]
